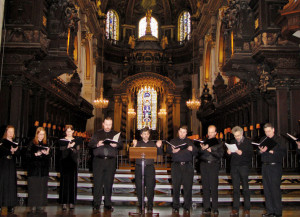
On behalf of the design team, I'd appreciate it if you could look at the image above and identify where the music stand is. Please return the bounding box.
[129,147,158,216]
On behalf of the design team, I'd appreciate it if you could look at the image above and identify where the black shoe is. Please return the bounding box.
[262,213,275,217]
[7,206,14,214]
[213,209,219,216]
[104,205,114,212]
[172,208,179,213]
[230,209,239,216]
[62,204,67,211]
[36,207,45,213]
[137,206,144,214]
[184,208,190,213]
[204,208,211,214]
[29,207,35,213]
[147,207,153,213]
[244,210,250,217]
[93,205,100,211]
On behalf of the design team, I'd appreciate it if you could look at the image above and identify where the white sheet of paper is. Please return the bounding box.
[225,143,238,152]
[113,132,121,142]
[287,133,298,141]
[252,142,260,146]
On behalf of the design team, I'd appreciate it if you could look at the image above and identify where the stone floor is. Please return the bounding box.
[1,204,300,217]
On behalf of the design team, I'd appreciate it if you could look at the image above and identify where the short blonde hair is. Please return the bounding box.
[232,126,243,134]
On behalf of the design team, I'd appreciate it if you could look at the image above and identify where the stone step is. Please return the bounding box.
[17,191,300,203]
[16,170,300,180]
[16,180,300,190]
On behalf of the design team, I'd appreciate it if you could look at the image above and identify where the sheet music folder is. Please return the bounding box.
[129,147,157,160]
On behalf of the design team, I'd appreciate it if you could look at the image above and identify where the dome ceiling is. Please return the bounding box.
[101,0,197,26]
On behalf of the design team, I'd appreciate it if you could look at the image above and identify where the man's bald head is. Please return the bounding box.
[208,125,217,139]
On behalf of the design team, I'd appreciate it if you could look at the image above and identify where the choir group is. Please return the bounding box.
[1,117,300,217]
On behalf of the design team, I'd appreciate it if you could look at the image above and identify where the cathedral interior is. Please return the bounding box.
[0,0,300,143]
[1,0,300,215]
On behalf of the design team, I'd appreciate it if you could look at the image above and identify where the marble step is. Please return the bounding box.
[17,191,300,203]
[16,180,300,190]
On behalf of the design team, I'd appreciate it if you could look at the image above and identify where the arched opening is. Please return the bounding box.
[138,16,158,38]
[178,11,191,42]
[106,9,119,40]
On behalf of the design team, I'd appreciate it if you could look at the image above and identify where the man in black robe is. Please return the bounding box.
[167,125,198,214]
[199,125,223,216]
[88,117,123,212]
[259,123,287,217]
[227,126,253,217]
[132,127,163,213]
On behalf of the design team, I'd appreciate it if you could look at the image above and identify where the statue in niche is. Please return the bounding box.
[192,0,203,19]
[201,84,212,104]
[161,35,168,49]
[128,35,136,49]
[96,0,105,17]
[146,9,152,23]
[145,9,152,34]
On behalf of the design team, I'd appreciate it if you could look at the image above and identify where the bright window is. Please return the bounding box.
[178,11,191,42]
[138,17,158,38]
[106,9,119,40]
[137,86,157,130]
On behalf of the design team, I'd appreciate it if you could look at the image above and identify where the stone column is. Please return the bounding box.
[173,95,181,138]
[9,76,25,138]
[276,87,288,135]
[0,77,10,126]
[113,95,122,132]
[290,89,300,134]
[21,80,30,137]
[0,0,5,49]
[121,95,128,140]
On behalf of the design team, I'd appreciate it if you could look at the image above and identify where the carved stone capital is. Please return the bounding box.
[121,95,128,105]
[114,95,121,104]
[167,95,174,105]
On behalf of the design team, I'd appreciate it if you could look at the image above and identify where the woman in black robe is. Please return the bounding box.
[26,127,50,213]
[0,125,19,214]
[58,125,80,210]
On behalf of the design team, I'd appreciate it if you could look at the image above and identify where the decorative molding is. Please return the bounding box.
[117,72,176,94]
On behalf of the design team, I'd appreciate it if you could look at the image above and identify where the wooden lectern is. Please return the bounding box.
[129,147,158,215]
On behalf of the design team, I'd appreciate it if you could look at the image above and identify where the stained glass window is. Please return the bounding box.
[178,11,191,42]
[106,9,119,40]
[138,17,158,38]
[137,86,157,130]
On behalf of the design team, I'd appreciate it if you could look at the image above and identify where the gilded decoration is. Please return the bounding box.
[118,72,176,95]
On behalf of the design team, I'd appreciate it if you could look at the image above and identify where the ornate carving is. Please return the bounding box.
[118,72,176,94]
[167,95,174,105]
[274,78,300,89]
[222,0,254,54]
[6,0,33,24]
[201,84,212,104]
[213,73,227,100]
[67,71,82,97]
[257,63,273,93]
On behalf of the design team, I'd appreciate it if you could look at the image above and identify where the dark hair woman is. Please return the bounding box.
[26,127,50,213]
[0,125,19,214]
[58,125,81,210]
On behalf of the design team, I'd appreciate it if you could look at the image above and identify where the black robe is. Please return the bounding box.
[26,141,50,206]
[0,139,19,207]
[58,138,81,204]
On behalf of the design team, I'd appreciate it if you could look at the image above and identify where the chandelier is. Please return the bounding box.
[158,108,167,118]
[94,88,109,108]
[128,108,136,118]
[186,88,201,110]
